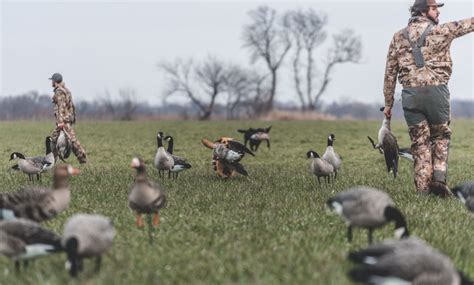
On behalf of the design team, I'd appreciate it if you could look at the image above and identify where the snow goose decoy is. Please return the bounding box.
[154,131,174,179]
[322,134,342,179]
[62,214,115,277]
[348,238,473,285]
[0,218,62,272]
[9,152,52,182]
[452,181,474,213]
[367,107,399,178]
[0,164,80,223]
[326,186,409,244]
[202,137,254,178]
[237,126,271,152]
[129,157,166,229]
[307,150,334,185]
[164,135,191,179]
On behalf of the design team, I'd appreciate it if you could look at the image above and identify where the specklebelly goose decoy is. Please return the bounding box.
[368,107,399,178]
[322,134,342,179]
[307,150,334,185]
[62,214,115,277]
[0,164,80,222]
[202,137,254,178]
[0,218,62,272]
[348,237,473,285]
[164,135,191,179]
[327,186,409,244]
[129,157,166,231]
[237,126,271,152]
[154,131,174,179]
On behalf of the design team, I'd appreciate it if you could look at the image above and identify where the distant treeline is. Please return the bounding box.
[0,91,472,121]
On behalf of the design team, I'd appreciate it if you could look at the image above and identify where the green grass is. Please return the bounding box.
[0,120,473,284]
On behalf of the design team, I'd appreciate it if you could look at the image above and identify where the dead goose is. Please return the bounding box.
[129,157,166,230]
[348,238,473,285]
[307,150,334,185]
[398,147,414,162]
[322,134,342,179]
[0,218,62,272]
[202,137,254,178]
[9,152,52,182]
[164,135,192,179]
[0,164,80,223]
[367,107,399,178]
[154,131,174,179]
[326,186,409,244]
[452,181,474,212]
[56,130,72,162]
[62,214,115,277]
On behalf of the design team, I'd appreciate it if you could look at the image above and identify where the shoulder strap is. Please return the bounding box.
[402,24,433,68]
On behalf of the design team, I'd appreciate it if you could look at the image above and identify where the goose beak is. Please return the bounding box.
[130,158,140,168]
[67,165,80,176]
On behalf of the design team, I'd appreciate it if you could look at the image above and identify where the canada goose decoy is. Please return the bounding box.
[164,136,191,179]
[202,137,254,178]
[0,218,62,272]
[348,238,473,285]
[9,152,52,182]
[237,126,271,151]
[129,157,166,235]
[62,214,115,277]
[56,130,72,162]
[307,150,334,185]
[154,132,174,179]
[326,186,409,244]
[322,134,342,179]
[367,107,399,178]
[0,164,80,223]
[452,181,474,213]
[12,137,56,173]
[398,147,414,162]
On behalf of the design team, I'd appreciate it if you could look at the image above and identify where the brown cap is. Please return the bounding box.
[413,0,444,8]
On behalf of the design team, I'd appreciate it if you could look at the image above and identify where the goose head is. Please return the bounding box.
[9,152,25,161]
[156,132,165,148]
[130,157,146,172]
[53,164,80,189]
[327,134,335,146]
[384,206,410,239]
[45,136,53,154]
[306,150,320,159]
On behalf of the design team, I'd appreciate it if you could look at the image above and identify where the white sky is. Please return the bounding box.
[1,0,473,106]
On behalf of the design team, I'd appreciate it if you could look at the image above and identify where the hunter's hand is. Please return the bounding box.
[57,122,65,129]
[383,106,392,119]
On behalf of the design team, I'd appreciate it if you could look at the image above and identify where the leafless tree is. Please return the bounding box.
[284,9,327,110]
[242,5,291,114]
[118,87,138,120]
[159,56,228,120]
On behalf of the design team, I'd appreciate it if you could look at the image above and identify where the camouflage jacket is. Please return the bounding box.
[52,83,76,124]
[384,16,473,107]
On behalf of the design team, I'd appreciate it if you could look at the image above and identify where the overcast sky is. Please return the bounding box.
[1,0,473,107]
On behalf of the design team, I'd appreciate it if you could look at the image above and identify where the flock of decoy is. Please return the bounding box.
[2,121,474,284]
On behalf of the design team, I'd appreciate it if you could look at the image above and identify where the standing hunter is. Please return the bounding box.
[50,73,87,164]
[383,0,472,196]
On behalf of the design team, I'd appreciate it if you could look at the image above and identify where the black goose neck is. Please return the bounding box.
[385,206,409,237]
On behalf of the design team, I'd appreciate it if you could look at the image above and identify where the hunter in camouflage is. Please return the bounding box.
[383,0,473,195]
[49,73,87,164]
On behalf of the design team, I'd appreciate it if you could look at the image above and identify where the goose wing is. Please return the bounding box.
[0,219,61,247]
[227,140,254,156]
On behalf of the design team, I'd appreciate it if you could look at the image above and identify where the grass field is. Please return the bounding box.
[0,120,473,284]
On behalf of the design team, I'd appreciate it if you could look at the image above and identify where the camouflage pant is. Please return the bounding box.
[51,123,87,163]
[402,85,451,193]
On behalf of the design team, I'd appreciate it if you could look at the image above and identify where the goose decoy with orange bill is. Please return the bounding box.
[164,135,191,179]
[0,164,80,223]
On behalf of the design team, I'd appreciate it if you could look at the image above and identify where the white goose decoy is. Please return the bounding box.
[0,164,80,223]
[164,136,192,179]
[322,134,342,179]
[368,108,399,178]
[0,218,62,272]
[154,131,174,179]
[62,214,115,277]
[452,181,474,213]
[327,186,409,244]
[307,150,334,185]
[9,152,52,182]
[129,157,166,229]
[348,238,473,285]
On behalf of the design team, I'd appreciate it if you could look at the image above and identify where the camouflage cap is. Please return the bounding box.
[49,73,63,83]
[413,0,444,8]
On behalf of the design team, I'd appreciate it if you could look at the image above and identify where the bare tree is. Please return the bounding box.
[159,57,228,120]
[242,5,291,114]
[118,87,138,120]
[285,9,327,110]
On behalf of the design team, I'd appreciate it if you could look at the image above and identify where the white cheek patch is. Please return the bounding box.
[456,192,466,204]
[331,202,343,216]
[394,227,406,239]
[363,256,378,265]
